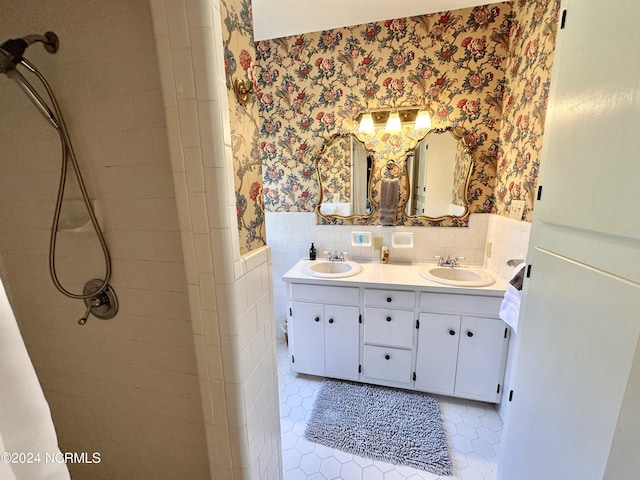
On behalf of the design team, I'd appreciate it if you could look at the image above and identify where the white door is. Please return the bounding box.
[455,316,508,402]
[498,249,640,479]
[533,1,640,241]
[415,313,460,395]
[499,0,640,477]
[324,305,360,380]
[289,302,325,376]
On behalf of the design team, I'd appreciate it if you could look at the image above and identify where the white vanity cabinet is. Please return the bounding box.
[415,293,510,403]
[283,261,510,403]
[288,284,360,381]
[361,288,416,386]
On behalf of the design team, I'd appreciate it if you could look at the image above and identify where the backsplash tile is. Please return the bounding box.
[485,214,531,281]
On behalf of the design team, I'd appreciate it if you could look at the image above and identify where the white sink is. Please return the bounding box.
[418,265,495,287]
[305,261,362,278]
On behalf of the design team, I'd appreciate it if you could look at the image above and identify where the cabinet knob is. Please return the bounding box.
[467,331,474,337]
[328,318,334,324]
[449,329,456,336]
[386,316,392,322]
[384,354,391,360]
[314,317,320,322]
[386,297,392,303]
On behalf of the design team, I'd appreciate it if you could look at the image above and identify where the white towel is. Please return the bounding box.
[500,284,522,332]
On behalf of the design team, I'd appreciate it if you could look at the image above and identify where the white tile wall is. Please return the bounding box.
[150,0,282,478]
[485,215,531,282]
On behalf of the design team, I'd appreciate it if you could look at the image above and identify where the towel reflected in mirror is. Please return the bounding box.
[380,178,399,226]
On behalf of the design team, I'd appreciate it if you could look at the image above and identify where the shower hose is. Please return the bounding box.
[17,59,112,301]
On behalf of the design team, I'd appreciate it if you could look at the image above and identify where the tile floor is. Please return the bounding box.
[277,341,502,480]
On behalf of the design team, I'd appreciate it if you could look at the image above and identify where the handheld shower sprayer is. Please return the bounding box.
[0,31,118,325]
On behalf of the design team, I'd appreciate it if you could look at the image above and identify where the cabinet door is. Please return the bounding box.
[415,313,460,395]
[324,305,360,381]
[290,302,325,376]
[455,316,508,402]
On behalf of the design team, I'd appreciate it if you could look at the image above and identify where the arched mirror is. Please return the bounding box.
[404,127,473,220]
[316,133,373,218]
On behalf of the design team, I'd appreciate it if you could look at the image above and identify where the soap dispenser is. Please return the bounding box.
[309,243,316,260]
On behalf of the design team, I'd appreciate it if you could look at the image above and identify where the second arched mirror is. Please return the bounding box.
[404,127,473,220]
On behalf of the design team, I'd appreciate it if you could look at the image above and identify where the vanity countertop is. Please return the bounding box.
[282,259,508,297]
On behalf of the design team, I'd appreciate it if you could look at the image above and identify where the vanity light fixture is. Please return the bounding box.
[354,107,428,132]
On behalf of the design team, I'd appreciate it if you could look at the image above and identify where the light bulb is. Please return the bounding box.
[385,112,401,132]
[358,113,374,133]
[414,109,432,130]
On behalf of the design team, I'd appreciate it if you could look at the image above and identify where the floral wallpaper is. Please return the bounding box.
[221,0,266,253]
[254,3,514,225]
[220,0,560,233]
[496,0,561,221]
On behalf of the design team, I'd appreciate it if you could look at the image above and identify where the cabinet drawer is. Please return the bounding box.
[363,345,413,384]
[364,289,415,309]
[291,283,359,305]
[420,292,502,317]
[363,308,414,348]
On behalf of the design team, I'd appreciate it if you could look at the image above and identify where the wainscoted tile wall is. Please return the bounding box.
[150,0,282,478]
[485,215,531,282]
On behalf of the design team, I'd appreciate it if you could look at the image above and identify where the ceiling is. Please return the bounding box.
[251,0,498,41]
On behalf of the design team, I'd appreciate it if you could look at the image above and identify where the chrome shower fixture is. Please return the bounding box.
[0,32,58,73]
[0,31,117,325]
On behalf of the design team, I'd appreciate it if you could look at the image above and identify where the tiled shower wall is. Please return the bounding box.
[149,0,282,478]
[0,1,209,478]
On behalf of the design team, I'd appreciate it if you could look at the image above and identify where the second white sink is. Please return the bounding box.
[305,261,362,278]
[418,265,495,287]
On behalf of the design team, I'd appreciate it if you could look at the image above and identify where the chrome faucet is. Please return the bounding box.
[436,255,464,268]
[324,250,347,262]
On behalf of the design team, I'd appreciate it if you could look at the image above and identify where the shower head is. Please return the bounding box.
[0,32,59,73]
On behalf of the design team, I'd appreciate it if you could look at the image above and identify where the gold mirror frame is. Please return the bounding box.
[401,126,474,224]
[315,127,474,226]
[315,133,373,221]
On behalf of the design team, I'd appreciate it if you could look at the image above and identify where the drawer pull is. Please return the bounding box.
[315,316,320,322]
[328,318,334,324]
[449,329,456,336]
[467,331,474,337]
[386,297,392,303]
[386,316,392,322]
[384,354,391,360]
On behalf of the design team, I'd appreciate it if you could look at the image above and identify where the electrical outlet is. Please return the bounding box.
[509,200,525,220]
[486,241,492,258]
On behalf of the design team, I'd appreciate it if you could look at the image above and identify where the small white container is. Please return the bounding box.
[391,232,414,249]
[351,231,372,247]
